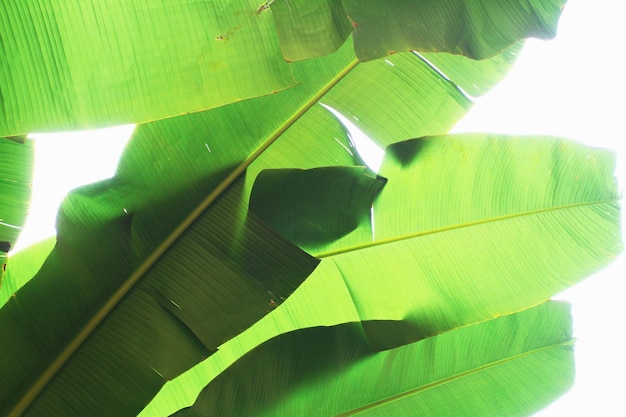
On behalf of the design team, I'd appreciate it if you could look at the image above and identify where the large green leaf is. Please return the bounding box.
[0,186,318,417]
[333,135,622,337]
[142,134,621,416]
[0,38,502,416]
[0,0,295,136]
[0,136,34,281]
[0,23,551,417]
[172,302,574,416]
[226,133,621,353]
[251,135,622,336]
[270,0,565,61]
[0,0,534,137]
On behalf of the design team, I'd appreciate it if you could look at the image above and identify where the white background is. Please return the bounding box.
[14,0,625,415]
[452,1,625,415]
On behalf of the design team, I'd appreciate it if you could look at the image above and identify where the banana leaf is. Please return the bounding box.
[0,0,295,136]
[0,36,516,416]
[246,134,622,342]
[327,135,622,338]
[171,301,574,416]
[0,136,34,283]
[0,184,320,417]
[141,134,621,416]
[0,0,536,137]
[0,2,611,416]
[270,0,566,61]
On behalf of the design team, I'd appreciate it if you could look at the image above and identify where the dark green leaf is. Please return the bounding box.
[0,187,317,417]
[250,167,386,253]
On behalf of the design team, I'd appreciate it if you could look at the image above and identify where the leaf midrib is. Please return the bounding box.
[316,199,617,258]
[8,59,361,417]
[335,340,573,416]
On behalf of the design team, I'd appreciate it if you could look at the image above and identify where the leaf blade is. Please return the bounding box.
[0,188,319,417]
[318,135,622,337]
[1,29,546,417]
[250,167,386,253]
[0,0,295,136]
[171,302,574,417]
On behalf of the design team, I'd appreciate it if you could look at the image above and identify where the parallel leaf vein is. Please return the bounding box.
[317,199,617,258]
[337,341,573,416]
[8,59,362,417]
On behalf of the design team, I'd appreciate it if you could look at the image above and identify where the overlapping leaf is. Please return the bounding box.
[0,34,521,417]
[1,0,546,137]
[250,135,622,338]
[178,135,619,385]
[172,302,574,417]
[271,0,566,61]
[0,185,318,417]
[141,134,621,416]
[0,3,575,414]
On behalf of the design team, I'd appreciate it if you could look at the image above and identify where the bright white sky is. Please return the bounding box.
[13,0,625,415]
[451,1,625,415]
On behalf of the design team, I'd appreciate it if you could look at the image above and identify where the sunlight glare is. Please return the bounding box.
[13,124,135,252]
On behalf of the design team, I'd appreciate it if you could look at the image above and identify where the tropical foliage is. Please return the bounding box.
[0,1,622,417]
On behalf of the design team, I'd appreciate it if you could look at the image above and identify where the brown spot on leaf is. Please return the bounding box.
[214,25,242,41]
[256,0,273,14]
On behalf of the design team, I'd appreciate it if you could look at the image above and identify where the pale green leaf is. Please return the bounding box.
[172,302,574,417]
[319,135,622,337]
[0,0,295,136]
[413,43,523,97]
[1,0,528,136]
[141,134,621,416]
[1,15,566,417]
